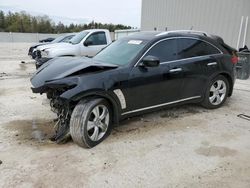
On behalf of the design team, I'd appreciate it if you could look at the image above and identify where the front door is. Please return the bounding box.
[81,32,107,57]
[123,38,185,112]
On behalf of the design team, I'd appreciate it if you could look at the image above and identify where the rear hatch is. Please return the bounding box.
[210,35,238,64]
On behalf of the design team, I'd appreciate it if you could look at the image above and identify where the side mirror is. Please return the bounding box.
[84,40,93,47]
[141,55,160,67]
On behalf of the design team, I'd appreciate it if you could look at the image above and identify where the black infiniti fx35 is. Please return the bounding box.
[31,30,238,148]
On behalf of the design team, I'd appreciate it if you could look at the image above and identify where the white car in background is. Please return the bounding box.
[35,29,112,68]
[29,33,75,58]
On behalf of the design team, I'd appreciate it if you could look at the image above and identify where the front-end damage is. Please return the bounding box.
[30,56,118,143]
[32,78,79,143]
[49,95,71,143]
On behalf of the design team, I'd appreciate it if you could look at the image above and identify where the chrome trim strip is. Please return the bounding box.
[169,68,182,73]
[121,96,201,116]
[113,89,127,109]
[134,37,223,67]
[160,54,218,65]
[207,62,218,66]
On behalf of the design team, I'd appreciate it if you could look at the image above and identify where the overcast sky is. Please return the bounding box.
[0,0,142,27]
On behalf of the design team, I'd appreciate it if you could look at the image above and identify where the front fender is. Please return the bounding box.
[48,47,79,58]
[62,89,122,124]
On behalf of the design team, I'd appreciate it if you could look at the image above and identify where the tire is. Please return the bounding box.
[70,98,113,148]
[201,75,229,109]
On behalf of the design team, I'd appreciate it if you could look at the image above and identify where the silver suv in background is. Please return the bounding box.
[28,33,75,59]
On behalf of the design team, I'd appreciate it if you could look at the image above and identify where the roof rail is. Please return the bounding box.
[156,30,208,37]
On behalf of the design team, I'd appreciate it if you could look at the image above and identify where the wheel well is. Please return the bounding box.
[220,73,233,97]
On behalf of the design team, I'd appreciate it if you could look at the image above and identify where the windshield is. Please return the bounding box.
[69,31,89,44]
[93,39,147,66]
[51,35,65,43]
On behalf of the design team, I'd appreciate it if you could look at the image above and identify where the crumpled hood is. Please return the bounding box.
[37,42,71,51]
[31,56,118,89]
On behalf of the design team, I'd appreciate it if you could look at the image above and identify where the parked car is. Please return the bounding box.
[34,29,112,68]
[28,33,75,59]
[30,30,237,148]
[39,37,55,43]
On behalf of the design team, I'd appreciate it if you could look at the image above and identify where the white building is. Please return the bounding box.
[141,0,250,48]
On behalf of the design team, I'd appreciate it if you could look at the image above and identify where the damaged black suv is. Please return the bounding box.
[31,31,237,148]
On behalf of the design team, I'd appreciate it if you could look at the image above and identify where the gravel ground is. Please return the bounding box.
[0,43,250,188]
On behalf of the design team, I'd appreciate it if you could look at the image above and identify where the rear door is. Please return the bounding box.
[81,32,108,57]
[174,38,222,99]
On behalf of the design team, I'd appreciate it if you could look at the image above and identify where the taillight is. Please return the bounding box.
[231,51,239,64]
[231,56,239,64]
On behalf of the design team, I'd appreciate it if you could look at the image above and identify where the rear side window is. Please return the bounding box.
[145,39,177,62]
[85,32,107,45]
[176,38,220,59]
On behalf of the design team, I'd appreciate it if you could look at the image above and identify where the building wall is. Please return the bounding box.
[141,0,250,48]
[0,32,115,43]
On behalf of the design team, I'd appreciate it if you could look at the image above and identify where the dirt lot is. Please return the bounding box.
[0,43,250,188]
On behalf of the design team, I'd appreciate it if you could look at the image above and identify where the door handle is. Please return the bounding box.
[169,68,182,73]
[207,62,217,66]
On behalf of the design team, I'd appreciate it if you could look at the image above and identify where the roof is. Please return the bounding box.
[84,29,109,32]
[126,30,212,41]
[124,31,161,40]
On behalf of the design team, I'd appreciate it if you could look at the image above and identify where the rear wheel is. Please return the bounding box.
[202,75,229,109]
[70,98,112,148]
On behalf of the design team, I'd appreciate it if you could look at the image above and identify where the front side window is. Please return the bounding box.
[176,38,220,59]
[52,35,65,43]
[69,31,89,44]
[85,32,107,46]
[145,39,177,63]
[61,35,74,43]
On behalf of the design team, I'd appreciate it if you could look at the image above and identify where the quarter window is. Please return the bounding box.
[85,32,107,46]
[176,38,220,59]
[145,39,177,63]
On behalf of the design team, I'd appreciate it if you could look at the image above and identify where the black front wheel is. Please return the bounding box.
[70,98,113,148]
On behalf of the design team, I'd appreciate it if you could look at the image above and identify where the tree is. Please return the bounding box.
[0,9,133,33]
[0,10,5,31]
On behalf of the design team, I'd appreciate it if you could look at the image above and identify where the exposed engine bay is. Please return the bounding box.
[47,89,72,143]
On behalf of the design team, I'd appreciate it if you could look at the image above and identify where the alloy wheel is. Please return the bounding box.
[209,80,227,105]
[87,105,110,141]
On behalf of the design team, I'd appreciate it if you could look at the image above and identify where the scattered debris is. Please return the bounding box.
[0,72,7,77]
[237,114,250,121]
[155,144,162,148]
[160,111,179,118]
